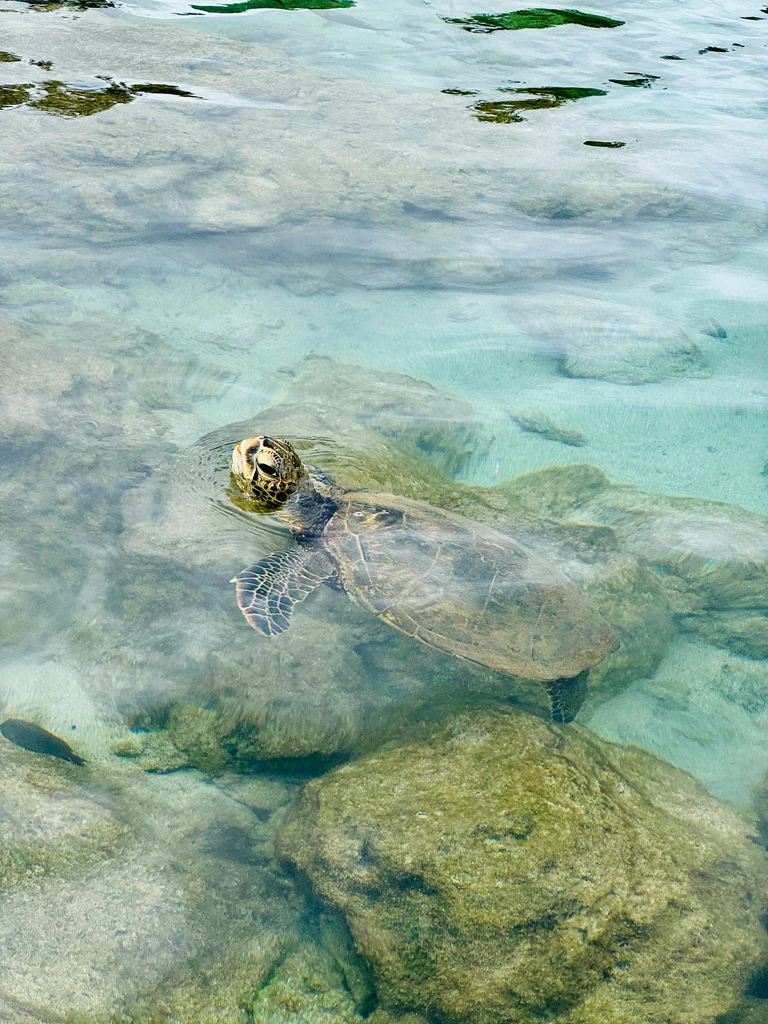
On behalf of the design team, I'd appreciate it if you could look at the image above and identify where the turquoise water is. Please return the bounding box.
[1,0,768,1019]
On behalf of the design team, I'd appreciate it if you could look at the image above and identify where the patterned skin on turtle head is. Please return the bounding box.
[231,436,304,506]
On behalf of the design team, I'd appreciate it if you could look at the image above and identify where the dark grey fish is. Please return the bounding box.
[0,719,86,765]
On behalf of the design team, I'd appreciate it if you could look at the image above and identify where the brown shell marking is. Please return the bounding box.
[324,494,618,682]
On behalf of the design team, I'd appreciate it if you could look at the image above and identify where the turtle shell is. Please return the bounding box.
[323,492,618,682]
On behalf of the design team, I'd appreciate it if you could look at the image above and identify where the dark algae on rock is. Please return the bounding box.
[21,0,114,8]
[131,82,199,97]
[190,0,354,13]
[0,718,86,765]
[443,8,624,32]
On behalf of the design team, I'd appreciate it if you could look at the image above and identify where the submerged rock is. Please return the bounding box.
[250,944,365,1024]
[508,408,588,446]
[678,609,768,659]
[491,465,768,666]
[260,354,489,480]
[507,295,710,385]
[278,709,768,1024]
[0,745,303,1023]
[573,484,768,627]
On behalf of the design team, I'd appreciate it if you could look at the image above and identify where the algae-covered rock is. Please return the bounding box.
[260,354,490,479]
[508,409,588,447]
[121,603,550,769]
[278,709,768,1024]
[489,466,768,666]
[0,745,128,891]
[112,728,190,772]
[443,9,624,31]
[250,944,365,1024]
[0,745,304,1024]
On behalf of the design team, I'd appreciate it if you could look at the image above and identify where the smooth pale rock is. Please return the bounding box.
[573,485,768,618]
[278,709,768,1024]
[507,295,709,384]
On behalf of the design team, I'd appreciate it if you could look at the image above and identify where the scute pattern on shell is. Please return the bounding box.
[324,492,619,682]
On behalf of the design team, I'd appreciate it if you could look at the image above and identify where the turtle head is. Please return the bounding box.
[231,436,304,507]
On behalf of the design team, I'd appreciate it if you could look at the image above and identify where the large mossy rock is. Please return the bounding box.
[278,710,768,1024]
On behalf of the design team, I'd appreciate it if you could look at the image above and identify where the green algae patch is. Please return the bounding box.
[0,79,201,119]
[443,8,624,32]
[29,79,134,117]
[441,87,479,95]
[584,139,626,147]
[472,86,605,123]
[0,51,22,62]
[250,944,368,1022]
[190,0,353,13]
[279,709,768,1024]
[0,83,32,109]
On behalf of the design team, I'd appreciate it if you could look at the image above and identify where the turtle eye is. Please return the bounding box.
[258,461,278,477]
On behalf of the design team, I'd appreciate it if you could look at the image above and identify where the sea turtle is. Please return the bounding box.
[229,436,619,722]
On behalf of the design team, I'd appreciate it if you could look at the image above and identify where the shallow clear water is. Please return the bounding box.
[1,0,768,1018]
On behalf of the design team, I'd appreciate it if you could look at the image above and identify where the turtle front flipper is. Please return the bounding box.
[546,670,589,724]
[231,548,335,636]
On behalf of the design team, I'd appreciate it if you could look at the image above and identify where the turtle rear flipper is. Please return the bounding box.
[232,548,335,636]
[546,670,589,724]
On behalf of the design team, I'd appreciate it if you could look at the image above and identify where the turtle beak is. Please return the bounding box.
[232,438,261,483]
